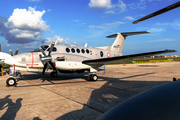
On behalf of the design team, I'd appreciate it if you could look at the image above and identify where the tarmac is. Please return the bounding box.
[0,61,180,120]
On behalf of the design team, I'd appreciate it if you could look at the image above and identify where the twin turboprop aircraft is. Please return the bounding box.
[2,31,176,86]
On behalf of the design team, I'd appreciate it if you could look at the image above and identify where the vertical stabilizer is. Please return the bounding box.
[106,31,150,53]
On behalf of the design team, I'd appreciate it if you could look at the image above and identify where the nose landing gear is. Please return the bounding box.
[6,77,17,86]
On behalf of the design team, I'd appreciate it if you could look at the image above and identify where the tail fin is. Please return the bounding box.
[107,31,150,53]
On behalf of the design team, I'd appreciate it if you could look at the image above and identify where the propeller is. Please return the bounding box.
[9,49,19,56]
[39,41,57,75]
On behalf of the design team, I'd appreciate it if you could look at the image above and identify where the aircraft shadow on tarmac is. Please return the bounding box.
[16,71,92,86]
[54,74,171,120]
[2,72,171,120]
[15,71,164,87]
[12,71,170,120]
[16,68,105,83]
[0,95,23,120]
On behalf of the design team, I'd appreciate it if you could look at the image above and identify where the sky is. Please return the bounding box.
[0,0,180,55]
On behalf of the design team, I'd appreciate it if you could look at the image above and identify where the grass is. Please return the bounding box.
[107,60,133,65]
[0,63,9,69]
[107,58,175,65]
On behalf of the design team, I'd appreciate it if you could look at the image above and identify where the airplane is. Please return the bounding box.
[0,31,176,86]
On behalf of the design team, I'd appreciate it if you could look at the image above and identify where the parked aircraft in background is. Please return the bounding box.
[0,31,176,86]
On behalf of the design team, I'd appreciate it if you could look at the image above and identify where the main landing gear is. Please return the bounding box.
[88,74,98,81]
[50,71,58,77]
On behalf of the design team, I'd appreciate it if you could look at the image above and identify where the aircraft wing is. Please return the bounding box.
[133,1,180,24]
[82,50,176,65]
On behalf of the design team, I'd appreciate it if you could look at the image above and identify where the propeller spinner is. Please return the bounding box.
[39,41,57,75]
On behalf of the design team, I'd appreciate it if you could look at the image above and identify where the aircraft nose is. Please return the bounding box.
[4,56,17,65]
[0,52,11,62]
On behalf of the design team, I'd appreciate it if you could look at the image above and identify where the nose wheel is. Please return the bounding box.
[88,74,98,81]
[6,77,17,86]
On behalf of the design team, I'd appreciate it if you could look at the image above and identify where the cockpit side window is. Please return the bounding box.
[33,45,49,52]
[42,45,49,51]
[47,47,57,52]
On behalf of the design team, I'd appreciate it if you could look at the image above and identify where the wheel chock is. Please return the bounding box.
[173,77,177,82]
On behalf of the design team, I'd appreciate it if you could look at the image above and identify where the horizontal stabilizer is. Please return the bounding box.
[82,49,176,65]
[106,31,150,38]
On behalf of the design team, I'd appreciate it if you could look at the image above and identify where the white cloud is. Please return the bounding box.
[89,25,107,29]
[89,0,112,9]
[89,0,126,14]
[147,38,176,42]
[103,21,124,26]
[6,43,10,47]
[89,21,125,29]
[136,27,166,33]
[123,16,134,21]
[172,20,180,30]
[156,23,170,26]
[44,35,69,45]
[105,10,115,14]
[5,7,48,31]
[2,7,49,43]
[72,42,78,46]
[148,28,166,32]
[117,0,126,11]
[156,20,180,30]
[128,1,146,10]
[28,0,41,2]
[128,0,162,10]
[73,20,79,22]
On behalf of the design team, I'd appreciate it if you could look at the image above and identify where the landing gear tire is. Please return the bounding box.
[88,74,98,81]
[50,71,58,77]
[6,77,16,86]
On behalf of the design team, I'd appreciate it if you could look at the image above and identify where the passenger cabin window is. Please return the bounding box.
[71,48,75,53]
[86,49,89,54]
[66,48,70,53]
[77,48,80,53]
[47,47,57,52]
[81,49,85,53]
[100,51,103,57]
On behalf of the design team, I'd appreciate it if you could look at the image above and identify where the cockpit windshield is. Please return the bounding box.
[33,45,49,52]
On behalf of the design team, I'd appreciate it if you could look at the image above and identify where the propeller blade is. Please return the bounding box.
[133,1,180,24]
[9,49,13,56]
[15,49,19,55]
[39,46,46,56]
[42,62,48,75]
[48,41,56,56]
[48,61,57,72]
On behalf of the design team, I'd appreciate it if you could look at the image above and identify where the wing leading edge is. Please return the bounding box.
[82,50,176,65]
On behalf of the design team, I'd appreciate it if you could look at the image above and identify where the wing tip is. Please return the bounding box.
[165,49,177,52]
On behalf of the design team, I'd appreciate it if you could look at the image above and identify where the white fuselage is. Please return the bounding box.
[4,45,121,71]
